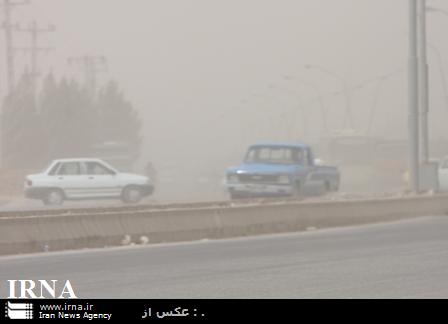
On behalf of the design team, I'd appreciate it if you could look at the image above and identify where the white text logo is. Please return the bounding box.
[7,280,78,299]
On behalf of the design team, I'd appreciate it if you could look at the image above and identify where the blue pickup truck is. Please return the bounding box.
[225,142,340,199]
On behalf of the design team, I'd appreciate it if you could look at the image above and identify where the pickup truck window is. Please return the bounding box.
[303,148,311,166]
[245,147,304,165]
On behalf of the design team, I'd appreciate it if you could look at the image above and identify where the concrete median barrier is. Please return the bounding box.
[0,194,447,255]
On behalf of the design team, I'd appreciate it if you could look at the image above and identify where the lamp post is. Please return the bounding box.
[364,70,403,136]
[426,6,448,17]
[268,84,306,140]
[305,64,354,130]
[366,75,388,137]
[418,0,430,164]
[283,75,328,135]
[428,44,448,117]
[409,0,420,193]
[426,7,448,118]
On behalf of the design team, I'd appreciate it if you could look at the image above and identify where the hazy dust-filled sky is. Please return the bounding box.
[2,0,448,199]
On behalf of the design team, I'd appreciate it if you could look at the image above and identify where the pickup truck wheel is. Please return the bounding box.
[122,186,142,204]
[230,192,242,200]
[323,181,331,194]
[292,181,302,197]
[43,190,64,206]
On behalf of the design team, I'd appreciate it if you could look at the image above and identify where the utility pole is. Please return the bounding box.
[418,0,430,163]
[67,56,107,97]
[409,0,420,193]
[14,21,55,100]
[0,0,29,169]
[1,0,29,94]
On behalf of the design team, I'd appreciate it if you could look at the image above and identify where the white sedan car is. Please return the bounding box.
[25,158,154,205]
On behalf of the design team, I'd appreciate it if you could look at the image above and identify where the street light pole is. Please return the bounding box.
[366,76,386,136]
[409,0,420,193]
[298,80,328,136]
[426,7,448,124]
[428,44,448,117]
[269,83,307,140]
[364,70,403,136]
[305,64,354,130]
[426,6,448,17]
[283,76,329,135]
[418,0,430,163]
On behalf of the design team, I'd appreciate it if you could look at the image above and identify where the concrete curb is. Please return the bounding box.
[0,194,447,255]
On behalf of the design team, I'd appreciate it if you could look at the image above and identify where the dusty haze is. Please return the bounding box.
[2,0,448,202]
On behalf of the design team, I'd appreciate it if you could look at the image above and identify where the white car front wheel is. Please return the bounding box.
[121,186,142,204]
[43,190,64,206]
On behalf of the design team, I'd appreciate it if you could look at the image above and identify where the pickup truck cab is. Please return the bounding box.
[225,142,340,199]
[25,158,154,205]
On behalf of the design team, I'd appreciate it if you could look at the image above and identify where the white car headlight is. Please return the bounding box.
[277,175,290,184]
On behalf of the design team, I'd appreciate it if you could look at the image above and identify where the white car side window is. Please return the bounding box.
[86,162,114,175]
[48,162,61,176]
[57,162,80,176]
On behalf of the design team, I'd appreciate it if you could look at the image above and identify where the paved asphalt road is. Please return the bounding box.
[1,216,447,298]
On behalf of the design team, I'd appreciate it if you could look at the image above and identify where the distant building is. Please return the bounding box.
[89,141,138,171]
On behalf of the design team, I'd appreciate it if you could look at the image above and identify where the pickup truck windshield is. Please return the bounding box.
[245,146,304,165]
